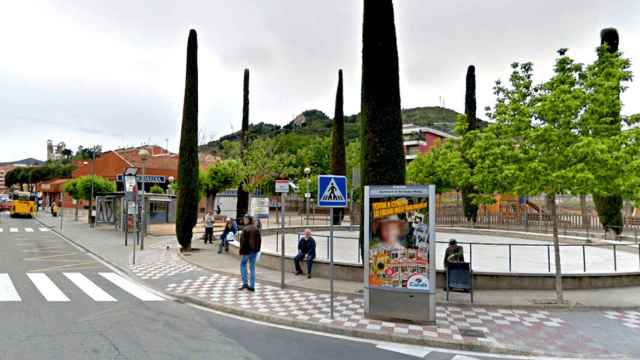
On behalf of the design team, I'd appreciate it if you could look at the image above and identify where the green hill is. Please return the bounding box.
[201,106,468,155]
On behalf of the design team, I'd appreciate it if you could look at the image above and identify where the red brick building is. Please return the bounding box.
[402,124,458,163]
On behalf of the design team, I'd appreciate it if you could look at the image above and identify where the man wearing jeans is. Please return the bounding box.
[238,215,261,292]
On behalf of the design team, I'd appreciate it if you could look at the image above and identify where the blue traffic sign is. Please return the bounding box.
[317,175,348,208]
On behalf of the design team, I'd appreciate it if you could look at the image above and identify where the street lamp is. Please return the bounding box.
[167,176,175,195]
[138,148,150,250]
[89,147,99,228]
[304,167,311,225]
[123,167,138,260]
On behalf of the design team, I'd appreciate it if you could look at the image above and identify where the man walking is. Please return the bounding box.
[204,210,214,244]
[239,215,261,292]
[294,229,316,278]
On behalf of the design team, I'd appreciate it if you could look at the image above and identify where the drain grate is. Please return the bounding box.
[458,328,486,338]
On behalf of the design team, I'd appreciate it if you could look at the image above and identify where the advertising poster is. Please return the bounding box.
[250,197,270,219]
[367,186,432,292]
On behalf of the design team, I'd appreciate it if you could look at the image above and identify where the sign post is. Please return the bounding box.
[363,185,436,324]
[123,167,138,263]
[317,175,348,319]
[275,180,289,289]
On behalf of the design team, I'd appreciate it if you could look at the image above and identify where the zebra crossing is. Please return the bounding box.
[0,272,164,303]
[0,227,50,233]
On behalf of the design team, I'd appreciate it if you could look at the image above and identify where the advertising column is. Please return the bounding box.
[364,185,436,324]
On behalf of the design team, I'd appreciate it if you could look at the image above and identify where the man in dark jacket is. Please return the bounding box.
[239,215,261,291]
[444,239,464,269]
[294,229,316,278]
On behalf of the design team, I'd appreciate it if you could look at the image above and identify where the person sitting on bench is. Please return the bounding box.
[294,229,316,278]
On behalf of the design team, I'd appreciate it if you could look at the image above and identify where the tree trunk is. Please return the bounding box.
[549,193,564,304]
[580,195,589,238]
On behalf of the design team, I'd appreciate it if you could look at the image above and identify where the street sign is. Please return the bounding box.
[250,197,270,219]
[275,179,289,193]
[317,175,347,208]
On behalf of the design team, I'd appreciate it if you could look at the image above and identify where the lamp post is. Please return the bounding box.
[304,167,311,225]
[138,149,150,250]
[167,176,175,195]
[89,147,98,228]
[123,167,138,262]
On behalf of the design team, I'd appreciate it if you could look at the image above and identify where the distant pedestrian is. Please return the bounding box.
[204,210,214,244]
[216,201,222,215]
[444,239,464,268]
[239,215,261,292]
[218,218,237,254]
[294,229,316,278]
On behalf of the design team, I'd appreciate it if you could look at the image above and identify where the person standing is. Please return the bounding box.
[204,210,214,244]
[216,201,222,215]
[239,215,261,292]
[294,229,316,278]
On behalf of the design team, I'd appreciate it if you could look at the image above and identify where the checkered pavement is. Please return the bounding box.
[126,251,613,357]
[131,260,197,280]
[603,310,640,329]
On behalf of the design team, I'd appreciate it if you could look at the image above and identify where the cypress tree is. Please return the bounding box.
[461,65,479,223]
[359,0,405,256]
[592,28,624,235]
[176,29,199,251]
[331,69,346,225]
[236,68,250,222]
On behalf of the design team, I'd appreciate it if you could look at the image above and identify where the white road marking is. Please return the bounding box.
[99,272,164,301]
[376,343,432,358]
[39,228,49,232]
[452,355,482,360]
[9,228,18,233]
[27,273,70,302]
[0,274,21,301]
[0,228,3,232]
[24,228,34,232]
[64,273,116,302]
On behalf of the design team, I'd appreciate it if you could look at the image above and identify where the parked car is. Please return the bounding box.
[0,200,10,212]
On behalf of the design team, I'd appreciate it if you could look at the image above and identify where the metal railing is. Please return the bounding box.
[262,229,640,274]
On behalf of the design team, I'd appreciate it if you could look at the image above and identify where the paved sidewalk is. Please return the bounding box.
[35,213,640,358]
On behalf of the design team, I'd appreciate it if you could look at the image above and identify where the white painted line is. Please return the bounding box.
[24,228,34,232]
[27,273,70,302]
[0,274,21,301]
[0,228,3,232]
[376,343,432,358]
[39,228,49,232]
[452,355,482,360]
[99,273,164,301]
[9,228,18,233]
[64,273,116,302]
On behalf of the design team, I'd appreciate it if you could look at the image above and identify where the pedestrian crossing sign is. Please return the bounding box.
[317,175,347,208]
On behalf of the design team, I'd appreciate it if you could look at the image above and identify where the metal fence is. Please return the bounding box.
[261,230,640,274]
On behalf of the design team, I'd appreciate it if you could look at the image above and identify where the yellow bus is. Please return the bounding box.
[10,191,37,218]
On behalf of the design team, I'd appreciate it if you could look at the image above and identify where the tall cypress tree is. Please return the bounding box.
[236,68,250,222]
[359,0,405,256]
[461,65,479,223]
[592,28,624,235]
[331,69,346,225]
[176,29,199,251]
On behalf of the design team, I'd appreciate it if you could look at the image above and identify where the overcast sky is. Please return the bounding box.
[1,0,639,162]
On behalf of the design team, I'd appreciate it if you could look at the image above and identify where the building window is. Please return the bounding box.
[406,145,421,156]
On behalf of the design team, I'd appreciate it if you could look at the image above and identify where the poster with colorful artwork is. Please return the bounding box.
[365,185,434,292]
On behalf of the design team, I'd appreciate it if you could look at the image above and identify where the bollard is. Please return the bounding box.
[582,245,587,273]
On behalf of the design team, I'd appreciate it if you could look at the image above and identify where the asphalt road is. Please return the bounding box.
[0,213,545,360]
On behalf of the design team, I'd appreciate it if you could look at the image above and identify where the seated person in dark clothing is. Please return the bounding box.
[444,239,464,268]
[294,229,316,278]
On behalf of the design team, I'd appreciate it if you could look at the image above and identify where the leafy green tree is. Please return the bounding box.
[407,141,470,193]
[461,65,480,223]
[202,160,242,212]
[63,178,81,221]
[331,69,347,224]
[359,0,405,255]
[236,69,251,221]
[474,52,589,303]
[63,176,115,221]
[176,29,199,251]
[149,185,165,194]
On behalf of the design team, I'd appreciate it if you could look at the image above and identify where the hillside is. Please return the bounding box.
[201,106,472,155]
[0,158,44,166]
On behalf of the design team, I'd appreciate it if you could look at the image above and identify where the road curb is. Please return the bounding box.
[170,293,530,357]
